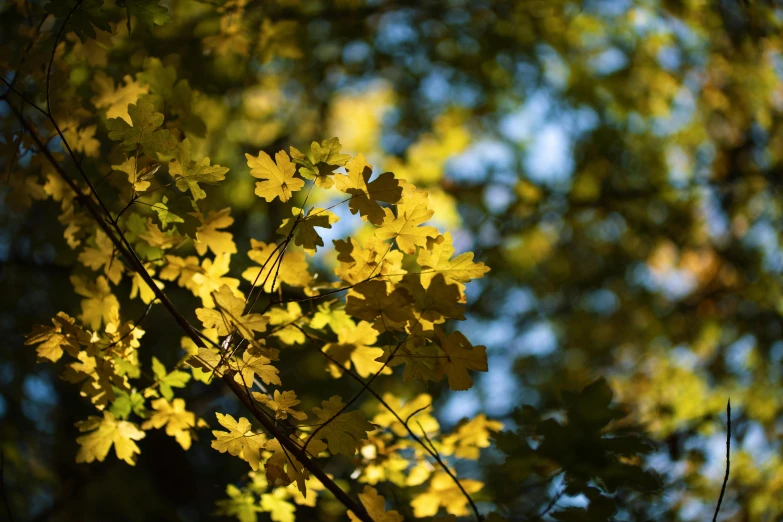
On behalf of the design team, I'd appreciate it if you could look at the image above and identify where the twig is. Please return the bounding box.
[712,399,731,522]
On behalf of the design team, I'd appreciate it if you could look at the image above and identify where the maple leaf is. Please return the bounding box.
[75,411,145,466]
[146,356,191,401]
[376,336,441,384]
[373,393,440,438]
[375,181,438,254]
[434,328,487,391]
[264,437,326,494]
[246,149,304,202]
[91,73,150,122]
[441,414,503,460]
[46,0,111,43]
[196,285,268,340]
[410,472,483,518]
[345,280,412,332]
[260,489,296,522]
[289,137,351,189]
[333,236,406,285]
[129,263,164,304]
[120,0,171,32]
[78,229,124,285]
[106,98,176,157]
[70,275,120,330]
[141,397,197,450]
[158,255,203,292]
[191,253,241,307]
[266,302,305,345]
[334,154,402,225]
[193,208,237,256]
[277,207,339,255]
[212,413,266,470]
[348,486,403,522]
[241,240,312,292]
[417,232,490,300]
[401,273,465,330]
[253,390,308,421]
[169,138,229,200]
[111,156,160,193]
[236,347,281,387]
[216,484,261,522]
[62,125,101,158]
[138,218,183,250]
[324,320,391,378]
[25,312,89,362]
[309,396,375,456]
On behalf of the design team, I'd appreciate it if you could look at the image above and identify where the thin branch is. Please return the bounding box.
[712,399,731,522]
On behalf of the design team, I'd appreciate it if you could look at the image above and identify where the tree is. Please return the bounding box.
[2,0,780,521]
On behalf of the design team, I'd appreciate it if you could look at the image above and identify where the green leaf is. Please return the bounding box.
[110,388,148,420]
[169,139,229,200]
[149,356,190,401]
[106,98,176,157]
[117,0,171,33]
[46,0,111,43]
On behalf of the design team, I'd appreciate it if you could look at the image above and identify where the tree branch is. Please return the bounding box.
[712,399,731,522]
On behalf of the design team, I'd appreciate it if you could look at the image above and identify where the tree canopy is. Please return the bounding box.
[1,0,782,521]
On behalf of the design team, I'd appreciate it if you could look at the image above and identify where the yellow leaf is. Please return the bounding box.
[235,347,281,387]
[212,412,267,470]
[334,154,402,226]
[191,253,241,307]
[266,302,305,345]
[111,156,151,192]
[309,395,375,456]
[441,414,503,460]
[91,72,149,122]
[277,207,339,255]
[138,218,183,250]
[193,208,237,257]
[241,240,312,292]
[373,393,439,438]
[141,398,197,450]
[324,320,391,378]
[71,275,120,330]
[333,236,405,286]
[246,149,304,202]
[434,328,487,391]
[77,229,124,285]
[75,410,145,465]
[417,232,490,300]
[375,181,438,254]
[25,312,89,362]
[345,280,412,333]
[264,437,325,494]
[289,137,350,188]
[159,255,203,292]
[410,472,483,518]
[253,390,308,421]
[401,274,465,331]
[196,285,268,340]
[348,486,403,522]
[260,489,296,522]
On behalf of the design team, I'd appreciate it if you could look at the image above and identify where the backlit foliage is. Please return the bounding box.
[5,0,780,520]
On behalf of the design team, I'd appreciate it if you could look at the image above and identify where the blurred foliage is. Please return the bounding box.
[2,0,783,520]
